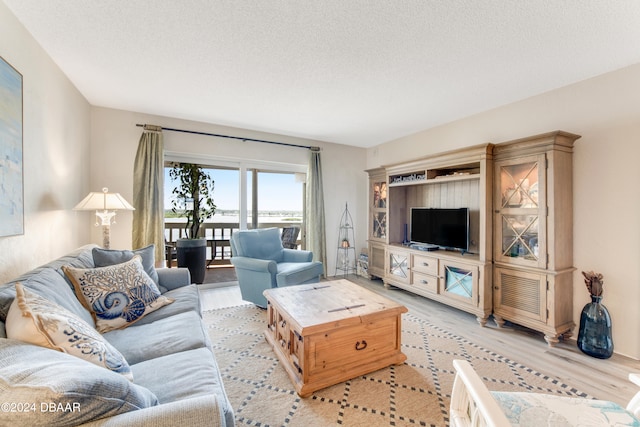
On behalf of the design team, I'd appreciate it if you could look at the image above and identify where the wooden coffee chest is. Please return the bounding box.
[263,279,408,397]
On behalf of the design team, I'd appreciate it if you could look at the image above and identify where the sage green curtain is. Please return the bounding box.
[306,149,327,276]
[132,126,164,264]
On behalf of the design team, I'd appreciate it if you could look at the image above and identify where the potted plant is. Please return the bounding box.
[169,163,216,284]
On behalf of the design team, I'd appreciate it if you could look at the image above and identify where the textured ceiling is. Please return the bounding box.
[4,0,640,147]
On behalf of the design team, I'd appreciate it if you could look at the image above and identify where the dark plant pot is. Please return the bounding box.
[176,238,207,284]
[577,295,613,359]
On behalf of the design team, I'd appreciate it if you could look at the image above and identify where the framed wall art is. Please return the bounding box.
[0,55,24,237]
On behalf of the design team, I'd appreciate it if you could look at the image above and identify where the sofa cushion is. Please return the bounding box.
[132,284,202,326]
[0,268,93,325]
[63,256,174,333]
[6,283,133,380]
[0,339,158,427]
[131,347,234,427]
[103,311,210,365]
[92,244,159,286]
[233,227,284,262]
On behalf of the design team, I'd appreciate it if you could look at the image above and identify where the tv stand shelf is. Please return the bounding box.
[389,163,481,187]
[389,243,480,262]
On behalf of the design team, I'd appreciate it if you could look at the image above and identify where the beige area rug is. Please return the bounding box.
[199,281,239,290]
[204,304,589,427]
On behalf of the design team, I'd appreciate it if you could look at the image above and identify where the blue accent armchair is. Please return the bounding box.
[230,228,324,308]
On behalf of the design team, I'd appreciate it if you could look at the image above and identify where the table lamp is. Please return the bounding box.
[74,187,135,248]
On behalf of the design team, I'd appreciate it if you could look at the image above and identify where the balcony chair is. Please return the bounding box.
[165,240,177,268]
[230,227,323,308]
[450,359,640,426]
[281,226,300,249]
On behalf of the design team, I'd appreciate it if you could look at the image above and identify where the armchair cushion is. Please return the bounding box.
[276,262,324,287]
[493,391,640,426]
[451,359,640,427]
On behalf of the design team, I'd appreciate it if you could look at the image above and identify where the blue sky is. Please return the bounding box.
[164,167,303,212]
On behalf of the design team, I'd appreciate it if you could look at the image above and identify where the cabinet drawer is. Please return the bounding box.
[308,315,400,375]
[411,271,438,294]
[412,254,438,275]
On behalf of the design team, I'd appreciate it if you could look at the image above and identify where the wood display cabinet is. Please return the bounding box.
[492,131,580,346]
[365,131,579,345]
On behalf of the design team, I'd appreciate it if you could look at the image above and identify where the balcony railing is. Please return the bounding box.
[164,220,303,265]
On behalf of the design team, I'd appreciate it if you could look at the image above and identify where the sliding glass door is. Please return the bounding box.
[165,163,306,256]
[164,164,240,263]
[246,169,305,247]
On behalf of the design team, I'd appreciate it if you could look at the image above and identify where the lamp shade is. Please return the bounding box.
[74,188,134,211]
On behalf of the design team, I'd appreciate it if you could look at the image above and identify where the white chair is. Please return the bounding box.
[450,359,640,427]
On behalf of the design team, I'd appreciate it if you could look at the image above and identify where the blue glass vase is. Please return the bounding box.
[577,295,613,359]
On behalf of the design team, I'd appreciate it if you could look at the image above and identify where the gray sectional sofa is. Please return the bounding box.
[0,244,234,427]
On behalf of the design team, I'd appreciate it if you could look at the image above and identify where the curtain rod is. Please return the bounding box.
[136,123,320,151]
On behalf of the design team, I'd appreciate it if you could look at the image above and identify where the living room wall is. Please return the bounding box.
[0,2,91,283]
[367,64,640,360]
[89,107,368,277]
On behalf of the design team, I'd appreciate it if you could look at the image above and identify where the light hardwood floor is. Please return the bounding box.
[198,276,639,407]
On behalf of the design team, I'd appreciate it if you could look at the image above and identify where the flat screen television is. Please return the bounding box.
[410,207,470,253]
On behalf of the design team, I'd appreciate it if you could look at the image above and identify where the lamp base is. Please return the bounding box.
[95,210,116,249]
[101,224,111,249]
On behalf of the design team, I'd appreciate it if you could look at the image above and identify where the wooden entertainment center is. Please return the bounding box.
[366,131,581,346]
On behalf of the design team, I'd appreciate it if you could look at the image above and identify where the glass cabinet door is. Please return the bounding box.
[373,181,387,209]
[440,261,478,306]
[388,250,409,284]
[495,155,546,268]
[372,212,387,239]
[370,180,387,240]
[501,214,539,260]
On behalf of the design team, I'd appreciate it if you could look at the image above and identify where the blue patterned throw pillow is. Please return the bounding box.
[63,256,174,333]
[6,283,133,380]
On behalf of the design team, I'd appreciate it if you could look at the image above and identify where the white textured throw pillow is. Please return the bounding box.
[6,283,133,380]
[62,255,174,332]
